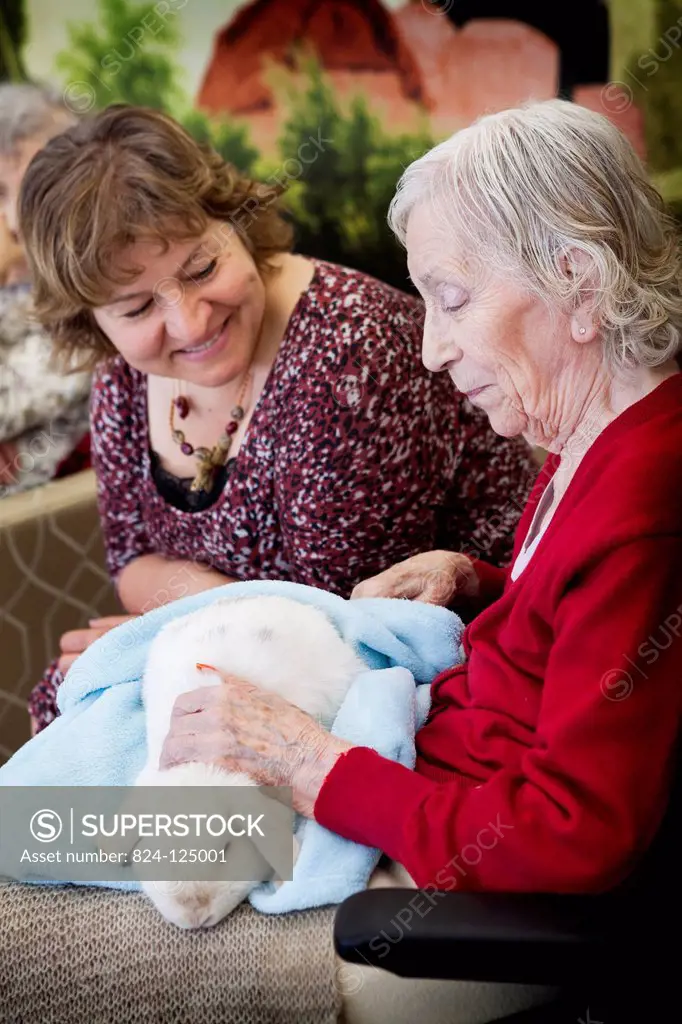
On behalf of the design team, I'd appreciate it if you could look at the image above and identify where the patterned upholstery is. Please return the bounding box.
[0,884,341,1024]
[0,471,119,762]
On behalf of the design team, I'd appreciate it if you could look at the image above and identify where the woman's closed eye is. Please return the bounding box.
[438,284,468,314]
[124,297,154,319]
[122,259,219,319]
[191,257,218,282]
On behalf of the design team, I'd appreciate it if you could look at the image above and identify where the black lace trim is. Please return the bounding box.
[149,449,235,513]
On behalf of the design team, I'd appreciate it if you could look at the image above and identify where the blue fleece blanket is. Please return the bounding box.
[0,580,464,912]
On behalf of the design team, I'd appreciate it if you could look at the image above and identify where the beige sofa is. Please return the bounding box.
[0,470,119,762]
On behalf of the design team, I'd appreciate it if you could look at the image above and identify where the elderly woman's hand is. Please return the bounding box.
[351,550,479,606]
[159,666,353,818]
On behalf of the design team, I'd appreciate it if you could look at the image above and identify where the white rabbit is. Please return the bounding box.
[133,594,365,929]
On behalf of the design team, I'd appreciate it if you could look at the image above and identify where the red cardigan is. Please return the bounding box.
[315,374,682,892]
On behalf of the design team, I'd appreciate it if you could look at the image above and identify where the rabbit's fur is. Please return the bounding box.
[134,595,365,929]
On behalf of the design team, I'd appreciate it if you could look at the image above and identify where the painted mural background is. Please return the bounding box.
[1,0,681,289]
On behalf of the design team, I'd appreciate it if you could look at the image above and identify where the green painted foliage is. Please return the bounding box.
[56,0,184,111]
[179,109,259,177]
[272,60,432,287]
[53,0,433,286]
[621,0,682,208]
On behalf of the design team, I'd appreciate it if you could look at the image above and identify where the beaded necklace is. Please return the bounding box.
[169,371,252,493]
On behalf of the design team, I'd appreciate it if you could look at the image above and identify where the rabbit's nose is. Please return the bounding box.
[180,909,211,929]
[184,904,214,929]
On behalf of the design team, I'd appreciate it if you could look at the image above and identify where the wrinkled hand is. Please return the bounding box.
[0,441,18,486]
[351,550,479,606]
[160,666,353,818]
[58,614,139,675]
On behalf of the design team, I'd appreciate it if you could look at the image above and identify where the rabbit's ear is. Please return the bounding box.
[271,833,302,890]
[229,788,298,884]
[217,836,274,889]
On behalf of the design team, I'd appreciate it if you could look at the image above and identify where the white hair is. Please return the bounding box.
[388,99,682,371]
[0,82,77,157]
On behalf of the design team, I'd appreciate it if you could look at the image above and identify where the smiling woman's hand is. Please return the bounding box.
[159,666,353,818]
[58,614,139,674]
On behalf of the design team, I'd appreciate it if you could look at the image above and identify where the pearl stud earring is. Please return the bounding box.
[579,327,586,335]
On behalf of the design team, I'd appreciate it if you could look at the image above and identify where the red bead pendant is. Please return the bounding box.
[174,396,190,420]
[225,421,239,435]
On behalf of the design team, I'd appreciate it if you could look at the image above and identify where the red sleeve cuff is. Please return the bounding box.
[313,746,437,862]
[469,558,508,608]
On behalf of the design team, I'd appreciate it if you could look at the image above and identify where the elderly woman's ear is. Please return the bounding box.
[558,247,599,344]
[572,318,597,343]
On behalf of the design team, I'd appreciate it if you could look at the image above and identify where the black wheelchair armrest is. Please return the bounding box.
[334,889,622,985]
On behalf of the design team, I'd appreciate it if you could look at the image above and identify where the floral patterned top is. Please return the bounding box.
[29,259,537,730]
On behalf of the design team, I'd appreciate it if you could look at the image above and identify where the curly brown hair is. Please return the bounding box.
[18,104,294,370]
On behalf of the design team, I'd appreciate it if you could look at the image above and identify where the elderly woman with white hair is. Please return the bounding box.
[0,83,90,495]
[160,99,682,1019]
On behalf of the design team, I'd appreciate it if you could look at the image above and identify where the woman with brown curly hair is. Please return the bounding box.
[19,104,536,734]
